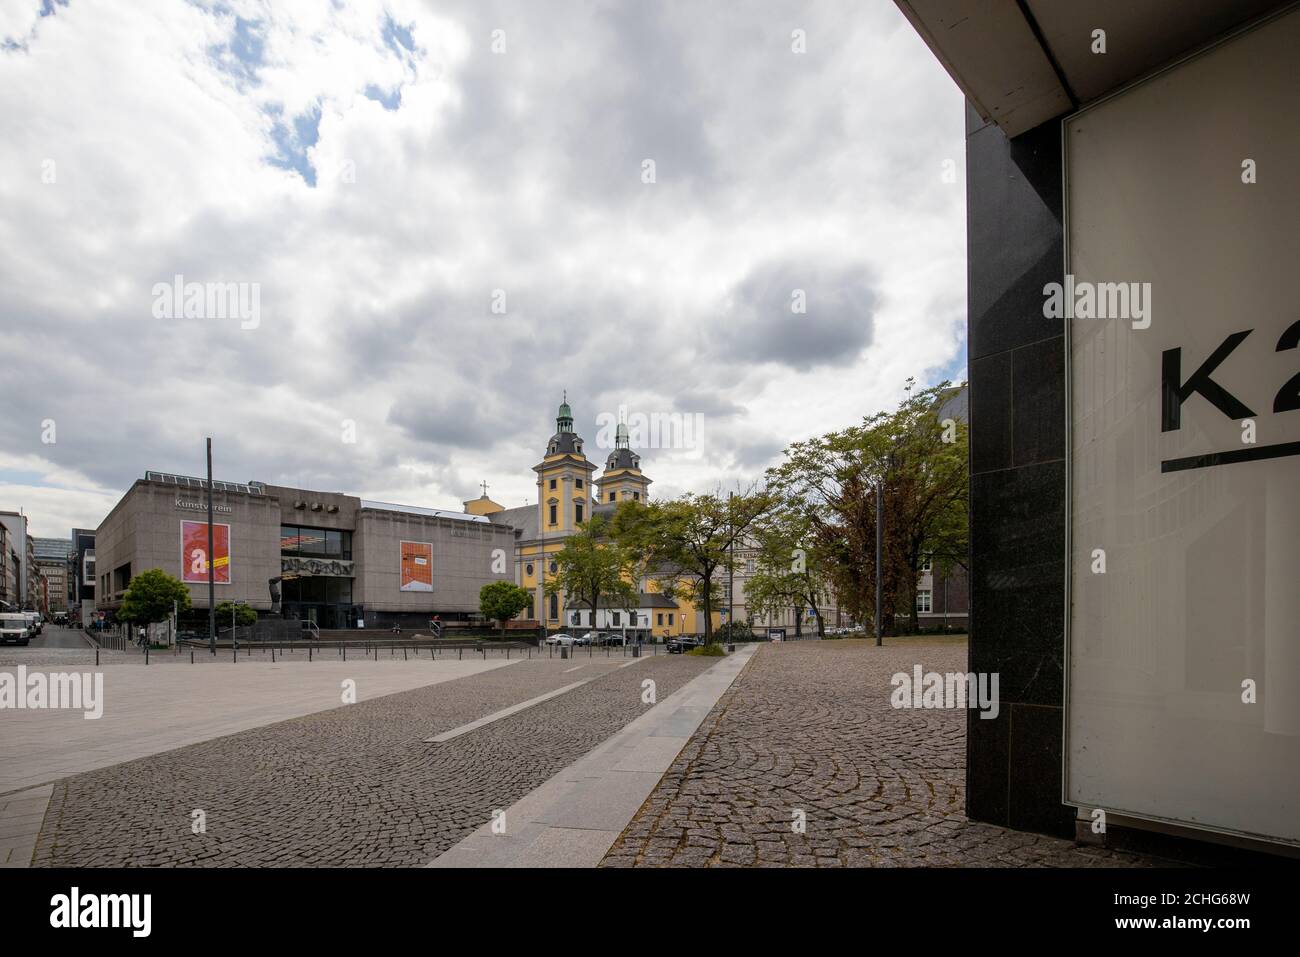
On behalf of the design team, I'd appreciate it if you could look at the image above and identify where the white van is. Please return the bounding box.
[0,614,32,646]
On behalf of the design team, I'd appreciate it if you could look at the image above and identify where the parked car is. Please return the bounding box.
[0,614,33,646]
[667,636,702,654]
[599,633,626,647]
[545,633,577,647]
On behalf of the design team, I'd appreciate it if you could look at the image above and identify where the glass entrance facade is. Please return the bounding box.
[280,575,355,629]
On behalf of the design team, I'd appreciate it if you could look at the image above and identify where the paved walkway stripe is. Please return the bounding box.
[424,680,592,743]
[424,657,654,743]
[0,785,52,869]
[427,643,758,868]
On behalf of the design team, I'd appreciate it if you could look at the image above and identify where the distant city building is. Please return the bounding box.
[0,511,37,610]
[0,522,18,610]
[33,536,73,616]
[93,474,515,630]
[465,399,718,640]
[88,398,723,638]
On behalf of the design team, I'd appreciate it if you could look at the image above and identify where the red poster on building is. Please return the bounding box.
[400,540,433,592]
[181,520,231,584]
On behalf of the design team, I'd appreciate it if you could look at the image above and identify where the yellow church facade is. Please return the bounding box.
[463,398,720,640]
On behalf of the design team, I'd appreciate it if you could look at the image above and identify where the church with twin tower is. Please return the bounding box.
[463,397,710,638]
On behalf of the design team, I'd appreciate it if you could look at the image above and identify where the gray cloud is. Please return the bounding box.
[711,259,877,371]
[0,0,966,531]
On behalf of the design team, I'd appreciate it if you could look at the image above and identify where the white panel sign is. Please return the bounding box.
[1066,8,1300,845]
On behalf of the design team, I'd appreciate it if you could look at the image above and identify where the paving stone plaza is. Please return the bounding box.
[0,637,1167,868]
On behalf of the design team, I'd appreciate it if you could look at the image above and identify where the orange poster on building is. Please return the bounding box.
[400,540,433,592]
[181,520,231,584]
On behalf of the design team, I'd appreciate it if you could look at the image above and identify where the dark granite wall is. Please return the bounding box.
[963,102,1072,837]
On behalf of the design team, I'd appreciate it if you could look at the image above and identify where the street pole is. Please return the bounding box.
[207,437,216,656]
[728,491,734,642]
[875,478,883,647]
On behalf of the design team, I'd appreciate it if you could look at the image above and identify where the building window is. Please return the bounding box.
[575,503,584,524]
[525,563,534,577]
[746,559,756,575]
[549,561,557,574]
[549,478,557,490]
[576,478,583,489]
[549,504,557,525]
[609,492,616,502]
[549,592,558,621]
[920,554,932,572]
[612,611,620,625]
[668,613,674,626]
[281,525,352,561]
[633,491,640,501]
[916,590,932,613]
[657,613,663,626]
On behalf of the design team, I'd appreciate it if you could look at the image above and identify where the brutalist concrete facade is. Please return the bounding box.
[95,476,515,625]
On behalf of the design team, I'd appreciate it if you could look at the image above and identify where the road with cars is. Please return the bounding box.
[26,622,90,650]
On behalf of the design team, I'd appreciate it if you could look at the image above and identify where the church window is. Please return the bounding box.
[549,593,558,620]
[549,479,557,490]
[609,492,615,502]
[575,503,584,524]
[633,492,640,501]
[525,563,534,577]
[576,478,583,489]
[549,504,557,525]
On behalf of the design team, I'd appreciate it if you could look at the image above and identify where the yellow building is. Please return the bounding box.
[464,397,720,639]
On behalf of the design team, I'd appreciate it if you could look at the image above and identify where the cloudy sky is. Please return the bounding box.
[0,0,965,538]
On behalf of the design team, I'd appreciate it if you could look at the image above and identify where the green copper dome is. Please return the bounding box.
[556,391,574,432]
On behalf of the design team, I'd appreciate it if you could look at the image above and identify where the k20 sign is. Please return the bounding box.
[181,520,230,585]
[1065,6,1300,847]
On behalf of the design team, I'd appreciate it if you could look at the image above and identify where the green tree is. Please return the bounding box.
[746,503,832,638]
[479,580,531,637]
[545,513,638,635]
[767,380,968,635]
[118,568,191,624]
[610,487,778,644]
[215,601,257,628]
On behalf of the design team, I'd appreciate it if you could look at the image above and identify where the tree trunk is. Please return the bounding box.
[702,576,713,643]
[809,588,824,638]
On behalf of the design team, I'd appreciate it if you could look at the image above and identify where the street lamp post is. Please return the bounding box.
[875,477,883,648]
[206,437,216,656]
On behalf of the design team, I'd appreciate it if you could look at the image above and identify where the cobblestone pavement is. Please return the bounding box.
[32,655,710,866]
[601,641,1163,868]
